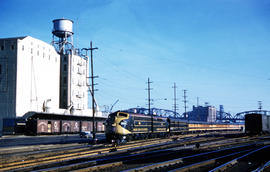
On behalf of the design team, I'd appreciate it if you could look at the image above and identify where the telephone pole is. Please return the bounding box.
[90,41,98,141]
[172,83,178,118]
[82,41,98,141]
[183,89,188,119]
[146,78,153,133]
[258,101,262,112]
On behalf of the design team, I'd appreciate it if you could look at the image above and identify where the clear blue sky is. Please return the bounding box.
[1,0,270,114]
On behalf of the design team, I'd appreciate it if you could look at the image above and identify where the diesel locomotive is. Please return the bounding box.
[105,111,244,142]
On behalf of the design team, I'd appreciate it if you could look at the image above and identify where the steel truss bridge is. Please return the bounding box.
[125,108,270,122]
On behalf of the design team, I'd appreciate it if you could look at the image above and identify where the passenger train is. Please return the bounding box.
[105,111,244,142]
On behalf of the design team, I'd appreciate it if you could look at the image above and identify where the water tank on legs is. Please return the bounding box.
[52,19,73,38]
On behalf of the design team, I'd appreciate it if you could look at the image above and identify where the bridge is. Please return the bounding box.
[125,107,183,118]
[125,108,270,122]
[217,110,270,122]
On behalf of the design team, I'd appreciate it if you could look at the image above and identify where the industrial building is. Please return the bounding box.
[188,105,217,122]
[0,19,104,135]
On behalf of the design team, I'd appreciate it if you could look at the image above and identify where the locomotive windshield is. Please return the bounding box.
[118,112,128,117]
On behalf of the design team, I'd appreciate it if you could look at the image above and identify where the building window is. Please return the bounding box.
[0,64,2,75]
[22,45,24,51]
[11,45,14,50]
[37,51,39,56]
[31,48,33,54]
[1,45,4,50]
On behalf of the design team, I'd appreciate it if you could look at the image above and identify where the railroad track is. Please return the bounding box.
[210,144,270,172]
[0,133,227,172]
[0,133,252,172]
[0,132,253,172]
[124,138,269,172]
[0,136,183,171]
[0,143,89,162]
[0,132,206,165]
[126,143,262,172]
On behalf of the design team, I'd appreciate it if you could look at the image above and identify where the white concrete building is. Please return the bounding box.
[0,36,61,132]
[59,52,104,117]
[60,53,89,115]
[0,35,105,134]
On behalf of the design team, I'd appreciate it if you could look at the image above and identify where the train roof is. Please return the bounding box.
[23,111,106,121]
[110,111,243,125]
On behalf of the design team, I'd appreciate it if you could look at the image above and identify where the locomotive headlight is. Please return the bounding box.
[119,120,128,127]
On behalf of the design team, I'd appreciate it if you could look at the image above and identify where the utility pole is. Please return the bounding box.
[258,101,262,112]
[172,83,178,118]
[82,41,98,141]
[146,78,153,133]
[183,89,188,119]
[90,41,98,141]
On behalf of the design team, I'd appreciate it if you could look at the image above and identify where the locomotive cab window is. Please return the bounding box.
[118,112,128,117]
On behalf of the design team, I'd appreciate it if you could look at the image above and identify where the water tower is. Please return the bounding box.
[52,19,74,109]
[52,19,74,54]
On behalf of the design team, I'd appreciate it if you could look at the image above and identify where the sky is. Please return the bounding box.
[1,0,270,115]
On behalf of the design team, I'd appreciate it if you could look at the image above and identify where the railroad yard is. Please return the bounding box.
[1,132,270,172]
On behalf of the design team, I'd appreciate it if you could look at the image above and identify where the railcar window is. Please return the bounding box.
[134,116,151,121]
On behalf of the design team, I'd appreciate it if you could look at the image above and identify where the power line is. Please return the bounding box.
[95,54,145,82]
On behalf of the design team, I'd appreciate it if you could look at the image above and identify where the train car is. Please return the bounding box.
[168,118,188,134]
[188,122,244,133]
[105,111,244,142]
[105,111,168,142]
[245,113,270,134]
[24,112,106,135]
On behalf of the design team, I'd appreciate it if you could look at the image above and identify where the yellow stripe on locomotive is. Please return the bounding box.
[114,112,132,135]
